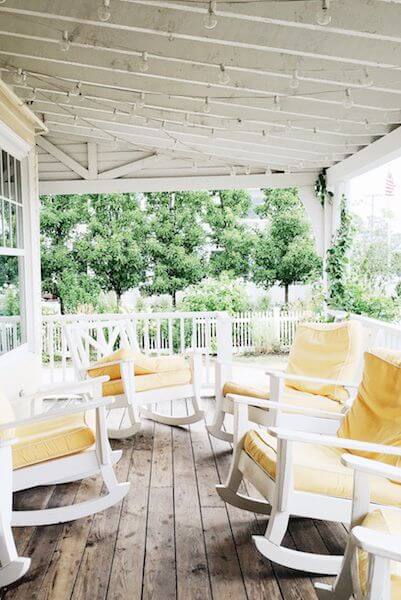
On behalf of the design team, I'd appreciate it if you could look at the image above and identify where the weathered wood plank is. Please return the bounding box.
[106,422,155,600]
[142,408,176,600]
[173,400,212,600]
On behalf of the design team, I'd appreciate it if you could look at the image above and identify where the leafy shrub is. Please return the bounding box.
[179,275,250,314]
[335,282,400,322]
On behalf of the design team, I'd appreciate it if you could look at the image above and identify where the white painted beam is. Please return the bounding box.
[87,142,98,179]
[39,171,318,195]
[98,152,158,179]
[327,126,401,184]
[36,136,90,179]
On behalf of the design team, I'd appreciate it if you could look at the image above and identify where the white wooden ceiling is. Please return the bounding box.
[1,0,401,184]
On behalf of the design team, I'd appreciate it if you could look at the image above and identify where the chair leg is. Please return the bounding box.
[107,405,142,439]
[141,394,205,426]
[216,448,271,514]
[0,445,30,587]
[314,539,356,599]
[207,405,233,442]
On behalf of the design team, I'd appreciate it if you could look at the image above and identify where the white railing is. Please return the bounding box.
[329,309,401,350]
[0,315,21,354]
[41,308,311,383]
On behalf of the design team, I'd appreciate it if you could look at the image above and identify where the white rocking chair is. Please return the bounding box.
[315,454,401,600]
[65,318,204,439]
[216,348,401,576]
[0,349,129,588]
[208,320,363,443]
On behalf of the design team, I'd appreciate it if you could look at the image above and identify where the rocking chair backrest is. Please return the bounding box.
[65,318,139,377]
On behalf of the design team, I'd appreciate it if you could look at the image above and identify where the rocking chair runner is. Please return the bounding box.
[65,318,204,439]
[216,348,401,576]
[208,320,364,443]
[0,350,129,587]
[315,454,401,600]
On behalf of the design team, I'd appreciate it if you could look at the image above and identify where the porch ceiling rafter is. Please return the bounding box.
[98,152,159,179]
[36,136,90,180]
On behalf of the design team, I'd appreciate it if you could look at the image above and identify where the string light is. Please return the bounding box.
[245,165,251,175]
[70,81,82,97]
[137,92,145,108]
[65,91,72,103]
[289,69,300,90]
[361,68,373,88]
[203,97,211,113]
[13,68,27,85]
[203,1,217,30]
[273,95,281,111]
[73,114,79,126]
[139,51,149,73]
[218,64,230,85]
[59,30,70,52]
[230,165,236,176]
[343,88,354,109]
[112,107,118,120]
[130,103,137,115]
[237,118,244,128]
[265,166,272,175]
[183,113,190,127]
[316,0,331,26]
[27,88,37,102]
[364,118,370,129]
[98,0,111,22]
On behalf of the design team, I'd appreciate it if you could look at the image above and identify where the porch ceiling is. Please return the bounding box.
[1,0,401,189]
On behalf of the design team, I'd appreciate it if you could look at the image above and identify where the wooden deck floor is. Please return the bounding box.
[1,400,347,600]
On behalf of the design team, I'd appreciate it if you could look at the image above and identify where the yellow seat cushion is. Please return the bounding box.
[87,348,187,380]
[223,381,342,413]
[102,368,192,397]
[12,414,95,470]
[338,349,401,470]
[357,509,401,600]
[286,321,363,403]
[243,429,401,506]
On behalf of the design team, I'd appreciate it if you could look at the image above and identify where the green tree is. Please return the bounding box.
[252,188,322,303]
[81,193,149,305]
[144,191,208,305]
[326,195,355,305]
[40,194,94,314]
[205,189,255,279]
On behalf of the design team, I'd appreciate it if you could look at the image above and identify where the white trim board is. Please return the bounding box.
[38,171,318,195]
[327,125,401,185]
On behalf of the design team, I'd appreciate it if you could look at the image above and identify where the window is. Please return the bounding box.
[0,148,25,353]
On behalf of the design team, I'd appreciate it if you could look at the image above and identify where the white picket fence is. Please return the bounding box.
[0,316,21,354]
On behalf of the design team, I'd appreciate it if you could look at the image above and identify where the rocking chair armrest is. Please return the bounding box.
[216,359,269,372]
[341,454,401,483]
[229,394,343,421]
[352,526,401,562]
[268,427,401,458]
[266,369,359,390]
[39,376,110,396]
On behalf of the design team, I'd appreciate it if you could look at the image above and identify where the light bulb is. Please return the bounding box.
[130,103,137,115]
[265,166,272,175]
[70,81,81,96]
[273,95,281,111]
[98,0,111,22]
[285,120,292,133]
[343,88,353,109]
[28,88,37,102]
[334,118,341,131]
[183,113,190,127]
[13,68,24,84]
[361,68,373,88]
[203,97,211,113]
[230,165,236,176]
[313,126,318,135]
[245,165,251,175]
[218,64,230,85]
[137,92,145,108]
[59,30,70,52]
[111,137,119,150]
[112,107,118,121]
[139,51,149,73]
[73,115,79,126]
[289,69,300,90]
[237,118,243,128]
[364,118,369,130]
[208,128,215,138]
[203,1,217,30]
[262,129,268,139]
[65,91,71,103]
[316,0,331,26]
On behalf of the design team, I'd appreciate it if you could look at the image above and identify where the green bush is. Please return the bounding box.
[179,275,250,315]
[334,282,400,322]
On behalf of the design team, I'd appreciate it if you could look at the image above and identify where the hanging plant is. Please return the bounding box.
[326,194,355,305]
[315,168,334,207]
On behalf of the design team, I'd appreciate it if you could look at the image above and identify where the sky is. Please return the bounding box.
[350,156,401,231]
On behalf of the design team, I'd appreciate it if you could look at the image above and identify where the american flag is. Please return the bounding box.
[385,170,396,196]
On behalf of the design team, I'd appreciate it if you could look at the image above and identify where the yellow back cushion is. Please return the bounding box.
[87,348,187,380]
[337,349,401,469]
[88,348,156,380]
[286,321,363,402]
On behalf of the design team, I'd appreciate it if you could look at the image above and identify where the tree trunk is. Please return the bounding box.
[284,285,289,305]
[172,290,177,307]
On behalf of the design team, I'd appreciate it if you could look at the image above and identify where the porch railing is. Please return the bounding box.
[0,315,21,354]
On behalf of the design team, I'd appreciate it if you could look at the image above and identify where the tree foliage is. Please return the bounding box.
[143,191,208,305]
[205,189,255,279]
[252,188,322,303]
[326,195,355,305]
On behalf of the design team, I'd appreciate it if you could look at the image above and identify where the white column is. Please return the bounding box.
[298,184,324,257]
[22,147,42,354]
